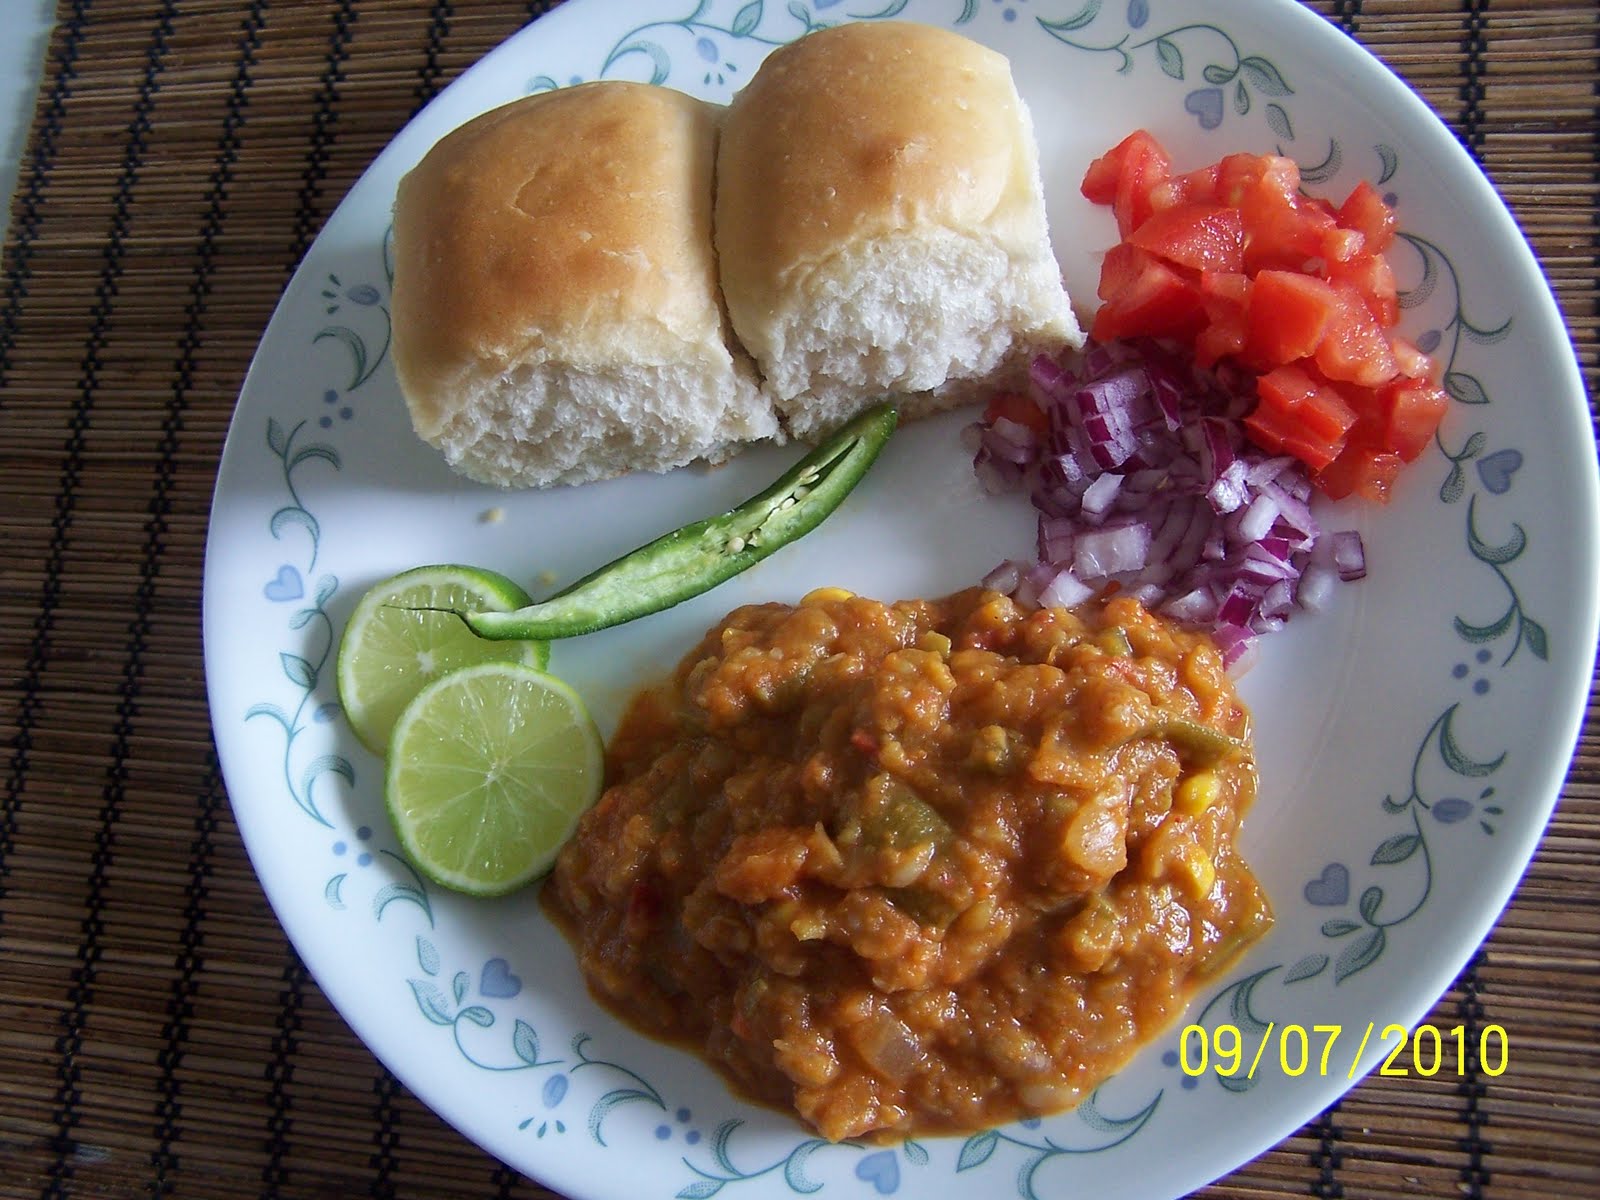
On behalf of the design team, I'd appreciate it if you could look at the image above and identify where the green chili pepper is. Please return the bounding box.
[883,886,960,930]
[1131,718,1245,766]
[859,778,952,852]
[463,404,898,641]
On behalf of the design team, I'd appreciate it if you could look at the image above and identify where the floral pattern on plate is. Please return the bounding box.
[204,2,1597,1198]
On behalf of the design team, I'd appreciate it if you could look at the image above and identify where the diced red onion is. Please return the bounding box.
[1296,564,1338,612]
[1241,543,1298,580]
[1145,497,1198,565]
[1246,456,1297,487]
[984,417,1038,464]
[973,452,1014,497]
[1217,583,1259,628]
[1038,514,1077,563]
[1236,492,1281,543]
[1075,523,1152,580]
[1149,366,1186,431]
[1039,568,1094,609]
[1126,467,1167,494]
[1201,418,1235,479]
[1206,459,1250,515]
[982,560,1024,595]
[1332,530,1367,581]
[1212,627,1259,674]
[1161,587,1217,623]
[1030,353,1072,398]
[970,338,1370,667]
[1260,579,1296,620]
[1127,582,1167,608]
[1024,560,1061,592]
[1177,508,1213,566]
[1261,479,1317,542]
[1080,472,1124,516]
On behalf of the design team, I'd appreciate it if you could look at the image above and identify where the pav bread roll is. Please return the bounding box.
[391,82,775,488]
[715,22,1083,440]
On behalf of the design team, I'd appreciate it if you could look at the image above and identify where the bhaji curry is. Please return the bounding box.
[544,588,1271,1142]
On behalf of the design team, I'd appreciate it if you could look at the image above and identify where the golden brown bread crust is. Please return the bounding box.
[716,21,1057,341]
[713,21,1079,431]
[392,81,766,459]
[390,28,1076,484]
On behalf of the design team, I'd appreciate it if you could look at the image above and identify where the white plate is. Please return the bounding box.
[202,2,1600,1197]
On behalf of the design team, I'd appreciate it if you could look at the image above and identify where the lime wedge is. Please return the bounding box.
[337,564,548,754]
[384,662,603,895]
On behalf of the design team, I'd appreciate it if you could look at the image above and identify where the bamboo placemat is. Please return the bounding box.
[0,2,1594,1197]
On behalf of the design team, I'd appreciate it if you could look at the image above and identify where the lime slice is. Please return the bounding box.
[337,564,549,754]
[385,662,603,895]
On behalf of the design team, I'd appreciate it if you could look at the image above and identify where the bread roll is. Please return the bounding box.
[391,82,775,489]
[715,22,1083,440]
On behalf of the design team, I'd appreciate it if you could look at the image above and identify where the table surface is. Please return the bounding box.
[0,0,53,242]
[0,2,1595,1198]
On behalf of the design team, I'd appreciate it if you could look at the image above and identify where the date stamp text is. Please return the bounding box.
[1178,1022,1509,1081]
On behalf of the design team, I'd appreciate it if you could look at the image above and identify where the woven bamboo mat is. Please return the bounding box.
[0,1,1594,1197]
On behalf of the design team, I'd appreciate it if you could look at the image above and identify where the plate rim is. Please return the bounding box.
[201,1,1600,1196]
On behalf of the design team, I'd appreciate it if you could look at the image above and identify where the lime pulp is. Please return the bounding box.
[383,662,603,895]
[336,563,549,754]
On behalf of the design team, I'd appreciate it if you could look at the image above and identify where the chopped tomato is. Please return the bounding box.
[1383,379,1449,460]
[1245,271,1341,366]
[1081,129,1439,501]
[1337,373,1449,466]
[1082,130,1172,237]
[1313,283,1399,387]
[1195,306,1248,368]
[1244,402,1345,473]
[1315,443,1403,503]
[1114,146,1171,238]
[1241,194,1339,273]
[983,391,1049,437]
[1216,156,1314,271]
[1389,335,1433,380]
[1091,257,1206,342]
[1216,152,1300,207]
[1254,363,1357,446]
[1097,241,1159,302]
[1194,271,1251,368]
[1329,252,1399,328]
[1149,163,1221,211]
[1247,378,1353,473]
[1129,203,1246,273]
[1081,131,1145,204]
[1320,226,1367,265]
[1219,155,1349,273]
[1337,180,1397,254]
[1199,271,1251,303]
